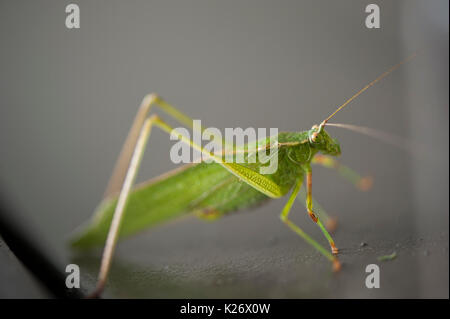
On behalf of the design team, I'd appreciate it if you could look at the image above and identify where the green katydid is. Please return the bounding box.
[70,54,415,297]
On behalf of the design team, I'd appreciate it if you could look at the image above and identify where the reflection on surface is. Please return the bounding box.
[71,229,447,298]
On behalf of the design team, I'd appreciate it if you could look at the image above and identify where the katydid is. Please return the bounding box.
[70,54,415,297]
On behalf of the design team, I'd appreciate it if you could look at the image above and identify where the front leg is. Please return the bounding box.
[304,164,339,255]
[298,188,338,232]
[279,177,341,272]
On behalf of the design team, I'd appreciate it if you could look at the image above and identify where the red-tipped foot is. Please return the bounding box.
[357,176,373,191]
[326,217,338,233]
[332,258,342,272]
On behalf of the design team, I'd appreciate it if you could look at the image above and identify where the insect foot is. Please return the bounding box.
[325,217,338,233]
[357,176,373,191]
[331,243,339,255]
[332,258,342,272]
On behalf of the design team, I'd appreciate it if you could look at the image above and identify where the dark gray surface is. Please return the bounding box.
[0,237,49,298]
[0,0,448,298]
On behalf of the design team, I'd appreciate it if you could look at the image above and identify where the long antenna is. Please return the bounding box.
[322,53,417,125]
[325,123,414,152]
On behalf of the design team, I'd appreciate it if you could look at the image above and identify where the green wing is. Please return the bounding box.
[70,163,232,249]
[191,175,270,220]
[70,137,302,249]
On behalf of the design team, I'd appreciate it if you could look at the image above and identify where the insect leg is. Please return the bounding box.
[304,165,339,255]
[91,114,161,298]
[92,114,284,296]
[105,94,226,198]
[148,117,284,198]
[298,187,337,232]
[312,154,373,191]
[280,178,341,271]
[309,154,372,232]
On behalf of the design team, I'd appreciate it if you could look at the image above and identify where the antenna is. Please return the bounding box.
[323,53,416,123]
[310,53,416,142]
[325,123,414,152]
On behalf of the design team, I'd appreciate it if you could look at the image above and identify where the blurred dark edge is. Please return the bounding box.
[0,185,84,299]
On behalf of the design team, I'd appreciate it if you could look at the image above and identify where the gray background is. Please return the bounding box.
[0,0,448,298]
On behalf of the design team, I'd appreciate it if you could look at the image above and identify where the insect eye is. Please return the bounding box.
[308,131,319,143]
